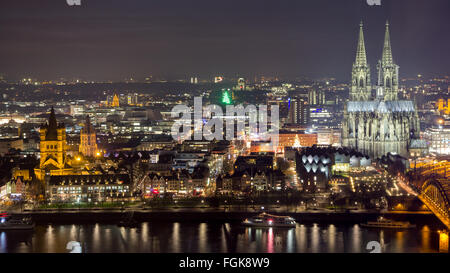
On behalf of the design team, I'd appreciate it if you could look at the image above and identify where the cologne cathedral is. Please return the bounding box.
[342,22,420,159]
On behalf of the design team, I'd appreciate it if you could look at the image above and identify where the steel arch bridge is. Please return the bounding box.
[418,177,450,229]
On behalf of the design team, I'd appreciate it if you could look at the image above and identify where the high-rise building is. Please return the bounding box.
[342,22,421,159]
[288,97,310,125]
[127,93,139,106]
[318,90,326,105]
[79,115,98,157]
[308,89,326,105]
[308,89,317,105]
[424,126,450,155]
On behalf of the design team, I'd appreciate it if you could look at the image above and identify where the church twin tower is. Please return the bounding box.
[342,21,420,159]
[350,21,399,101]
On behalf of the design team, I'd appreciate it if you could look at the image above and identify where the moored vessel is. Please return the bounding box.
[0,216,35,230]
[242,212,296,228]
[361,216,415,229]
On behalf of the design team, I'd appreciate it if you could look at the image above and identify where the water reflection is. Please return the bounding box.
[421,225,431,252]
[351,224,361,253]
[328,224,336,252]
[171,222,180,252]
[0,222,440,253]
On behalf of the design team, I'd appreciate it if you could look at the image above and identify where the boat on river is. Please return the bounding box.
[242,212,296,228]
[361,216,416,229]
[0,216,35,230]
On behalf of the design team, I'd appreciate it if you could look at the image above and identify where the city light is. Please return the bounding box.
[0,0,447,259]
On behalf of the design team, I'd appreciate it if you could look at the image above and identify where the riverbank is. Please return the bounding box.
[10,208,443,228]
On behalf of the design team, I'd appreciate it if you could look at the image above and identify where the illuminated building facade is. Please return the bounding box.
[342,22,420,159]
[110,94,120,107]
[35,107,72,181]
[233,78,252,91]
[79,115,98,157]
[437,99,450,115]
[296,146,371,191]
[316,128,341,146]
[278,131,317,150]
[424,126,450,155]
[47,174,131,203]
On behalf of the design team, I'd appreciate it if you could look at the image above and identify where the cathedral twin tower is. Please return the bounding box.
[342,21,420,159]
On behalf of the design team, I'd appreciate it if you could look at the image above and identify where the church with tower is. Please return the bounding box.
[34,107,73,181]
[342,22,421,159]
[79,115,98,157]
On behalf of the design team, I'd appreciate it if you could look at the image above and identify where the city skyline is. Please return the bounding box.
[0,0,448,258]
[0,0,449,82]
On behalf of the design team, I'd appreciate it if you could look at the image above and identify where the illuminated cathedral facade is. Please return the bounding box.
[342,22,420,159]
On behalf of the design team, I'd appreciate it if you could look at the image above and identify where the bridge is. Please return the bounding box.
[418,177,450,229]
[403,160,450,229]
[414,160,449,178]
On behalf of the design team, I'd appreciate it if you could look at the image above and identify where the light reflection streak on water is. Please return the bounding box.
[198,223,207,253]
[0,232,5,253]
[421,225,430,252]
[351,224,361,253]
[47,225,54,252]
[379,230,385,252]
[286,228,294,253]
[395,231,405,253]
[92,223,100,253]
[0,222,441,253]
[171,222,180,252]
[255,228,262,251]
[328,224,336,253]
[220,224,228,253]
[311,224,319,253]
[296,224,307,252]
[267,228,274,253]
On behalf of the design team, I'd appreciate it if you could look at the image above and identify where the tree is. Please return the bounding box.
[221,90,232,105]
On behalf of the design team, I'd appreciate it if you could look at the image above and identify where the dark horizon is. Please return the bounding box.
[0,0,449,82]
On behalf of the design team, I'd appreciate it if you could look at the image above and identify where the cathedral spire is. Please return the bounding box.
[355,21,367,66]
[351,21,371,101]
[381,21,394,65]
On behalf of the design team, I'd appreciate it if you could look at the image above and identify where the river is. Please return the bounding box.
[0,222,441,253]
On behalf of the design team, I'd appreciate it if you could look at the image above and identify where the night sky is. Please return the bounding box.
[0,0,448,82]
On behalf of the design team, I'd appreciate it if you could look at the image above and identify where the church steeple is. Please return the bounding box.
[355,21,367,66]
[381,21,394,65]
[35,106,68,181]
[350,21,371,101]
[80,115,98,157]
[377,20,399,101]
[46,106,58,140]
